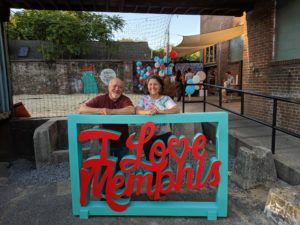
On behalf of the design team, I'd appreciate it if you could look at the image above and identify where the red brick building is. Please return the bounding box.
[201,0,300,135]
[201,16,243,86]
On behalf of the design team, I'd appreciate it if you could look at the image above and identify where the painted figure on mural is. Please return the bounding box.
[79,78,135,175]
[135,75,180,200]
[80,65,99,94]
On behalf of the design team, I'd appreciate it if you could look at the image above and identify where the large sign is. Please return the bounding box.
[68,113,228,220]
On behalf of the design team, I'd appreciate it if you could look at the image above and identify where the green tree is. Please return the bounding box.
[176,51,200,62]
[152,48,165,58]
[119,38,136,42]
[8,10,124,61]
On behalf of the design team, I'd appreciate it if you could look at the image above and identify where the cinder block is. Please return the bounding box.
[231,146,277,189]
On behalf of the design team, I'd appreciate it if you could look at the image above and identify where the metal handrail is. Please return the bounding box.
[181,83,300,154]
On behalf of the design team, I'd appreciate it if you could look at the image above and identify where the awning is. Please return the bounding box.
[173,25,244,57]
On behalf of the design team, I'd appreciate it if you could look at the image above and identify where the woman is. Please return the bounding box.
[136,75,180,200]
[184,68,194,101]
[175,69,184,102]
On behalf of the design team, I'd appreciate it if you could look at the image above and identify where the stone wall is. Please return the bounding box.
[9,40,152,61]
[10,60,134,95]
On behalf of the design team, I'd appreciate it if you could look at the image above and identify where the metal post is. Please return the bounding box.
[182,84,185,113]
[271,99,277,154]
[241,92,244,115]
[219,88,222,108]
[0,22,11,114]
[203,84,206,112]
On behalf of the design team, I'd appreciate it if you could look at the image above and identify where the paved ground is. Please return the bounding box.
[13,94,241,117]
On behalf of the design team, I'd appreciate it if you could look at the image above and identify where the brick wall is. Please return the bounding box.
[243,0,300,135]
[10,60,133,95]
[201,1,300,135]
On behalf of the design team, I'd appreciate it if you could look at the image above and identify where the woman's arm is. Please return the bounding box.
[158,105,180,114]
[136,106,158,115]
[110,106,135,115]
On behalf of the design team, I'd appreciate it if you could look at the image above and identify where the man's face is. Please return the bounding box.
[108,79,123,101]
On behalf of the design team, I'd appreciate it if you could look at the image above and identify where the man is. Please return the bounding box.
[79,78,135,172]
[222,71,234,103]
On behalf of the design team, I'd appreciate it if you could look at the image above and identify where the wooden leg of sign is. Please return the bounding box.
[207,211,217,220]
[80,209,89,219]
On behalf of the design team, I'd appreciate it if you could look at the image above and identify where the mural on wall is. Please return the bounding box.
[135,50,177,92]
[175,62,203,73]
[70,78,83,93]
[100,68,117,86]
[80,65,98,94]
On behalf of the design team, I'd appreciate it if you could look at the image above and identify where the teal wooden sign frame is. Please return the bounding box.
[68,112,228,220]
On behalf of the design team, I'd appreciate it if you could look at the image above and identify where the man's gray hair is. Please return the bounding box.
[108,78,123,86]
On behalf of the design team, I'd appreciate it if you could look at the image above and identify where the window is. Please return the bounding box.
[229,36,243,62]
[275,0,300,60]
[203,45,216,65]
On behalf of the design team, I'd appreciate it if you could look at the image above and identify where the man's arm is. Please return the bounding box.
[79,104,134,115]
[79,103,106,114]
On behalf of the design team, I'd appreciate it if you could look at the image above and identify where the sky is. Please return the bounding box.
[106,13,201,48]
[169,14,201,45]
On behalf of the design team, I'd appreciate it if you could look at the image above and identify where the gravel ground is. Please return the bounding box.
[1,156,279,225]
[6,145,236,187]
[7,159,70,186]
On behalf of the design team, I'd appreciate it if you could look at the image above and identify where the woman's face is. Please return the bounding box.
[148,78,161,96]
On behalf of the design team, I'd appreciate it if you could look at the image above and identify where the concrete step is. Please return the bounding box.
[33,117,300,185]
[202,115,300,185]
[0,162,10,186]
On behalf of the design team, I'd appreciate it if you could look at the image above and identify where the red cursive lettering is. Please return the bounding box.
[79,122,222,212]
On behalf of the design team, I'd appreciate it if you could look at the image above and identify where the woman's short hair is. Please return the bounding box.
[147,75,164,94]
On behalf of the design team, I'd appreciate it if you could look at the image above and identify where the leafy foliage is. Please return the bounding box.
[152,47,200,62]
[176,51,200,62]
[152,48,165,58]
[8,10,124,61]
